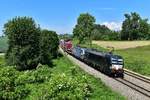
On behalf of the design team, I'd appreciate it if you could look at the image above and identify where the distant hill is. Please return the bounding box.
[0,36,8,53]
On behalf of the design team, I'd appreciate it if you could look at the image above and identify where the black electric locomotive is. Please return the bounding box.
[72,46,124,78]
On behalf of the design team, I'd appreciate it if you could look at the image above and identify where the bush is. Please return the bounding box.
[32,74,92,100]
[16,65,51,84]
[39,30,59,66]
[0,65,52,100]
[0,67,30,100]
[4,16,40,70]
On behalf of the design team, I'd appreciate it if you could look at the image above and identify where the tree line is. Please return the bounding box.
[73,12,150,44]
[4,17,59,70]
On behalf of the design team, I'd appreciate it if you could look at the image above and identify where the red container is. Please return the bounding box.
[64,40,72,52]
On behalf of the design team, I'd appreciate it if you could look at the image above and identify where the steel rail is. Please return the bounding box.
[124,70,150,84]
[115,78,150,98]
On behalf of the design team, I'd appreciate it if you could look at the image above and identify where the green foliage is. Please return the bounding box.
[0,65,51,100]
[0,67,30,100]
[16,65,51,85]
[139,19,150,40]
[73,13,95,44]
[121,12,150,40]
[92,24,116,40]
[4,16,40,70]
[39,29,59,65]
[0,36,8,53]
[107,31,121,40]
[33,74,91,100]
[59,33,73,40]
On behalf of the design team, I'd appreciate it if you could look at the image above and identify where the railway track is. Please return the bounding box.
[115,78,150,98]
[115,69,150,98]
[124,69,150,84]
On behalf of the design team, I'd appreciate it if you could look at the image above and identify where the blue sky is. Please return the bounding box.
[0,0,150,35]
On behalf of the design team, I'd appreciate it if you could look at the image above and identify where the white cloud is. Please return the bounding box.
[101,22,122,31]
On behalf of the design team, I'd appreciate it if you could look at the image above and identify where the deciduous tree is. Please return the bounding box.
[73,13,95,45]
[121,12,150,40]
[39,30,59,66]
[4,16,40,70]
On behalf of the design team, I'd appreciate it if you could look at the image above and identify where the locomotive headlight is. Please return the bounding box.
[112,65,123,70]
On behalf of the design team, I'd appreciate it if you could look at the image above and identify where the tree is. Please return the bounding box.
[73,13,95,45]
[108,31,120,40]
[92,24,112,40]
[39,29,59,66]
[121,12,150,40]
[4,16,40,70]
[59,33,73,40]
[139,19,150,40]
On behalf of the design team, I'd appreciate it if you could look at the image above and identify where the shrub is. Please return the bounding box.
[16,65,51,84]
[39,30,59,66]
[0,67,30,100]
[4,16,40,70]
[0,65,51,100]
[33,74,92,100]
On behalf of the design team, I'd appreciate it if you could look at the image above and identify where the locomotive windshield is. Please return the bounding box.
[111,57,123,65]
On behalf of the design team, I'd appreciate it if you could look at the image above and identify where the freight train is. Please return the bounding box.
[60,39,124,78]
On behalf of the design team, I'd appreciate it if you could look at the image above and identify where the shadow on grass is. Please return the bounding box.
[49,52,64,68]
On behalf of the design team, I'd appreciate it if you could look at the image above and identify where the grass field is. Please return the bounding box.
[115,45,150,76]
[0,55,125,99]
[93,41,150,50]
[92,41,150,76]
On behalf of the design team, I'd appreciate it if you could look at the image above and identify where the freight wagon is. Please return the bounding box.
[60,39,72,53]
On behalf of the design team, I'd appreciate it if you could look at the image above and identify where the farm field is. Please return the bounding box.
[0,55,125,99]
[93,41,150,50]
[92,41,150,76]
